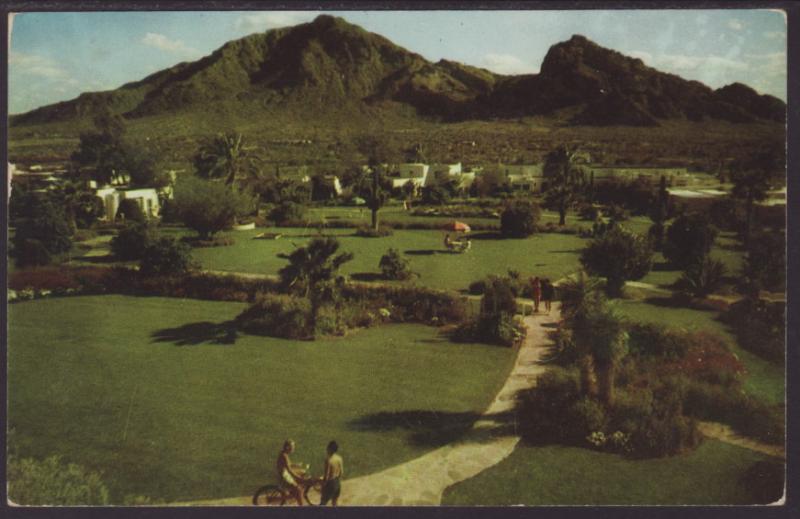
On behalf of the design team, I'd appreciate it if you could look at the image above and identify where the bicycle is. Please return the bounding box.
[252,466,324,506]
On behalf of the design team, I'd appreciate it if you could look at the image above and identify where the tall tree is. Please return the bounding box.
[730,149,781,245]
[647,175,669,250]
[71,111,167,187]
[71,112,129,185]
[544,145,584,225]
[354,134,396,231]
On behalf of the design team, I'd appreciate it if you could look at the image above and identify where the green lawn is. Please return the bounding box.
[165,227,587,292]
[7,295,516,503]
[612,299,784,405]
[441,440,779,505]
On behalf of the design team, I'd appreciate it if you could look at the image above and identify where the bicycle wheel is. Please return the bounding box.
[253,485,285,506]
[304,480,324,506]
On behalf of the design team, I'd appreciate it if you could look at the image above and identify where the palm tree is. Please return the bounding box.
[544,145,584,225]
[194,133,253,186]
[575,306,627,407]
[559,270,604,325]
[278,237,354,336]
[559,271,605,398]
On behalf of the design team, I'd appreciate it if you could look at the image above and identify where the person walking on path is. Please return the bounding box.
[321,440,344,506]
[541,278,554,314]
[530,276,542,313]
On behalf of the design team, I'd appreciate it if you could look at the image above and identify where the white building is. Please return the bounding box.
[500,164,545,193]
[389,163,430,192]
[96,186,161,221]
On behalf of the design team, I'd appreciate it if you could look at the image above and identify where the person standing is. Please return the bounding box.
[321,440,344,506]
[542,278,554,314]
[530,276,542,313]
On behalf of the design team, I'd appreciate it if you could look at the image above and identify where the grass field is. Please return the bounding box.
[163,227,588,292]
[441,440,778,505]
[7,295,516,503]
[612,299,784,405]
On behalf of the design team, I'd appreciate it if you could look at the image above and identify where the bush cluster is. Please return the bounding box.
[236,293,314,339]
[110,222,155,260]
[355,225,394,237]
[454,276,526,347]
[721,297,785,364]
[7,455,110,506]
[379,248,413,280]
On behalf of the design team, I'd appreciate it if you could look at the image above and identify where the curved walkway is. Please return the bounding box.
[173,305,560,506]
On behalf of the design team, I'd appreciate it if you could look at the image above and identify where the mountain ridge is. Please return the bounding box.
[10,14,785,128]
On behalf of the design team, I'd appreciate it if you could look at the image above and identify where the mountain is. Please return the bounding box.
[10,15,786,129]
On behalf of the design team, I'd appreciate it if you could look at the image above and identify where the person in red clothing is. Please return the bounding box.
[530,276,542,313]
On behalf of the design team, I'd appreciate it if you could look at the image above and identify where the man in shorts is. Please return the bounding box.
[321,440,344,506]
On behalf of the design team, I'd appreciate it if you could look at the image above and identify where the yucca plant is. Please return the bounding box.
[679,257,727,298]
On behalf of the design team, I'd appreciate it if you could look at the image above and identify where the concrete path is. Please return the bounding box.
[173,305,560,507]
[697,421,785,459]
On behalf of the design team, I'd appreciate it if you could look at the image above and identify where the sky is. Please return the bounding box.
[8,9,787,114]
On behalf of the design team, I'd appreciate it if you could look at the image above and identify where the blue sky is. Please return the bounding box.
[8,9,787,114]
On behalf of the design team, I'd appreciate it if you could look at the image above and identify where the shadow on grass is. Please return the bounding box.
[151,320,239,346]
[350,272,385,282]
[349,410,514,447]
[76,254,118,264]
[548,249,583,254]
[468,232,504,240]
[405,249,441,256]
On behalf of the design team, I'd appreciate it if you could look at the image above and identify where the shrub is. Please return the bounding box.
[578,203,600,221]
[269,201,307,224]
[627,323,689,359]
[743,230,785,293]
[11,199,72,266]
[604,203,630,221]
[623,379,702,458]
[708,198,744,232]
[677,257,727,298]
[721,297,785,364]
[580,226,653,297]
[139,237,194,276]
[468,279,486,295]
[379,248,412,280]
[740,460,785,504]
[116,198,146,223]
[355,225,393,237]
[173,176,244,239]
[517,367,584,444]
[13,239,52,267]
[7,455,110,505]
[110,222,155,260]
[663,213,718,269]
[683,380,784,444]
[236,293,311,339]
[500,199,541,237]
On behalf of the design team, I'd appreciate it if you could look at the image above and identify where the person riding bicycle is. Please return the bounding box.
[276,439,306,506]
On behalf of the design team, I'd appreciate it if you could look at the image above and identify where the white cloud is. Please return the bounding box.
[480,53,535,75]
[764,30,785,40]
[9,51,69,79]
[235,11,315,32]
[630,50,748,74]
[141,32,199,55]
[727,19,744,31]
